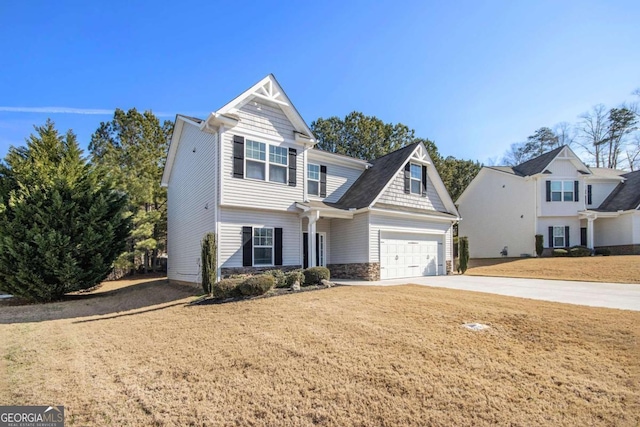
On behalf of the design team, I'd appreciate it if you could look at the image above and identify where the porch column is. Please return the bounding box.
[307,211,319,268]
[587,217,595,249]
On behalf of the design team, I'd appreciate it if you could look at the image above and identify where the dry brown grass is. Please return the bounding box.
[467,255,640,284]
[1,276,638,426]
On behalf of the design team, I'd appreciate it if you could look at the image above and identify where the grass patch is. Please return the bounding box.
[467,255,640,284]
[0,276,638,425]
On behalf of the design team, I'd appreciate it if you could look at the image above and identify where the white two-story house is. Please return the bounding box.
[457,145,640,257]
[161,74,460,283]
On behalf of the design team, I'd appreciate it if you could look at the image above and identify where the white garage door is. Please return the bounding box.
[380,232,440,280]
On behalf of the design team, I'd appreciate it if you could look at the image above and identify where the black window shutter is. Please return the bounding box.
[242,226,252,266]
[587,185,592,205]
[288,148,297,186]
[421,165,428,196]
[548,227,553,248]
[574,181,579,202]
[233,135,245,179]
[404,163,411,194]
[315,233,320,266]
[274,228,283,266]
[545,180,551,202]
[320,165,327,198]
[564,226,570,247]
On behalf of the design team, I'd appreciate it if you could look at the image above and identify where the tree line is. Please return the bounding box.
[502,89,639,169]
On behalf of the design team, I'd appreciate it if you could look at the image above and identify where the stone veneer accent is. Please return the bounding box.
[595,244,640,255]
[445,260,452,275]
[328,263,380,281]
[221,265,302,278]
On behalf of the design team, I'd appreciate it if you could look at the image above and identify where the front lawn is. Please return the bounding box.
[467,255,640,284]
[1,276,638,426]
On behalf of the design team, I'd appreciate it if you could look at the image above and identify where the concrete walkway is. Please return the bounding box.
[335,275,640,311]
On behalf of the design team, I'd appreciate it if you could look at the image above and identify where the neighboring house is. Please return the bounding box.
[457,145,640,258]
[161,74,459,283]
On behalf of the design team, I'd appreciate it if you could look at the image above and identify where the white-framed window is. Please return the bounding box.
[307,163,320,196]
[246,140,266,180]
[550,180,574,202]
[253,227,273,266]
[269,146,288,184]
[553,226,565,248]
[410,163,422,195]
[245,140,289,184]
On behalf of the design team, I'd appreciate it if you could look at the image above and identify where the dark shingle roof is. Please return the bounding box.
[512,146,564,177]
[335,142,419,209]
[597,170,640,211]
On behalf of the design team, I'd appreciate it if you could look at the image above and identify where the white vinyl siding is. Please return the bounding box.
[306,151,365,203]
[236,99,296,138]
[589,181,620,208]
[377,168,446,211]
[329,214,369,264]
[219,208,300,268]
[166,122,218,283]
[593,214,640,247]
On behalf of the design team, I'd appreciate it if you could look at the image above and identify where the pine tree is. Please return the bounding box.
[89,108,173,274]
[0,120,131,302]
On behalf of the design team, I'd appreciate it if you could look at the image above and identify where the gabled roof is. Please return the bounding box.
[335,142,420,209]
[205,74,315,141]
[512,146,564,177]
[597,170,640,211]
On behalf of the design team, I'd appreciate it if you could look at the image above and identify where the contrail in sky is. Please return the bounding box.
[0,106,177,117]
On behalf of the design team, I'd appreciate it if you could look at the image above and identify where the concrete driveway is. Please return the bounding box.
[335,275,640,311]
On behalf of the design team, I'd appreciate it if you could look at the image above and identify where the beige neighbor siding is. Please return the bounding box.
[377,168,446,212]
[457,168,536,258]
[540,158,586,217]
[235,99,296,138]
[369,213,453,275]
[330,213,369,264]
[219,207,301,268]
[220,104,305,212]
[166,123,218,283]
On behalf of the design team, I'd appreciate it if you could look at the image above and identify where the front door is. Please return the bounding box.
[303,233,326,268]
[580,227,587,247]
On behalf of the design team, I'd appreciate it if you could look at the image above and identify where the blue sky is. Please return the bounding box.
[1,1,638,164]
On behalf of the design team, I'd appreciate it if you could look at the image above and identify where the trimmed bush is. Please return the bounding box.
[569,246,591,257]
[595,247,611,256]
[265,269,287,288]
[535,234,544,257]
[212,278,243,299]
[239,274,275,296]
[303,266,330,285]
[285,270,304,287]
[552,248,568,257]
[458,236,469,274]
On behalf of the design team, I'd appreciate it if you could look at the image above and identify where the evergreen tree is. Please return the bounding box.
[89,108,173,273]
[0,120,131,302]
